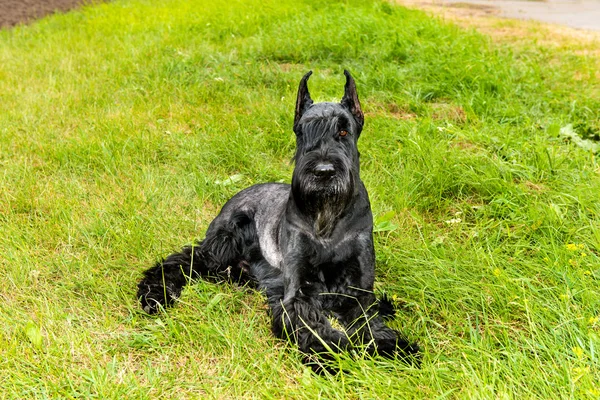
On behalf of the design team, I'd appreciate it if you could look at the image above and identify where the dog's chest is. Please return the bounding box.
[260,229,283,268]
[260,222,358,270]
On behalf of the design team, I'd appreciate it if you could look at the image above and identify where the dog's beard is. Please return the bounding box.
[291,159,355,237]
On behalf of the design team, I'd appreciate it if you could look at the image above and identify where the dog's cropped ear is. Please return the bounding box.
[341,69,364,129]
[294,71,314,131]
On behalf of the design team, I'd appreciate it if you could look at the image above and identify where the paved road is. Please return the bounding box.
[434,0,600,31]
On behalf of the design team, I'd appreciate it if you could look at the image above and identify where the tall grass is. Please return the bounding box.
[0,0,598,398]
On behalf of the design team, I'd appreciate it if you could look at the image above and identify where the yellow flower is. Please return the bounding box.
[580,252,587,257]
[568,259,578,267]
[566,243,578,251]
[589,316,599,326]
[572,346,584,358]
[573,366,590,375]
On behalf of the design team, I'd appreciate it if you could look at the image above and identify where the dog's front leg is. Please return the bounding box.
[339,250,420,363]
[270,258,350,357]
[341,290,419,360]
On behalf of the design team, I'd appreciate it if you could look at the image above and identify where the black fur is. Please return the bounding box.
[137,70,419,368]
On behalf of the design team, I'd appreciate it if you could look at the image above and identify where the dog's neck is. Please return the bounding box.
[289,182,358,238]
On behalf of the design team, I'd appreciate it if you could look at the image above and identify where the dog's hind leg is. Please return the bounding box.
[249,260,284,306]
[137,212,259,314]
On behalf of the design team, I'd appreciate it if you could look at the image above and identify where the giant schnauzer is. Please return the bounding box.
[137,70,419,367]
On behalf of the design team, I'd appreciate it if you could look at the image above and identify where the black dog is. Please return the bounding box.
[137,70,419,367]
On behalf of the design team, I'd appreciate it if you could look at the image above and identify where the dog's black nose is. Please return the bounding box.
[314,162,335,177]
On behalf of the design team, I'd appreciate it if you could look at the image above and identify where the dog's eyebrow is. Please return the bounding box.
[303,115,340,133]
[336,115,350,130]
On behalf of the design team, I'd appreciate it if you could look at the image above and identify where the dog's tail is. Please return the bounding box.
[137,244,206,314]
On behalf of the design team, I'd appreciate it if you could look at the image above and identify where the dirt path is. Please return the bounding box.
[0,0,92,28]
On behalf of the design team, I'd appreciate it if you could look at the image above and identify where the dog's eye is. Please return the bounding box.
[339,130,348,137]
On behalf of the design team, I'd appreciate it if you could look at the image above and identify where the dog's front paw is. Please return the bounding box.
[137,281,176,314]
[373,335,421,367]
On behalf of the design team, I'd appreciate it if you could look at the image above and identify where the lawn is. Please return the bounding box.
[1,0,599,398]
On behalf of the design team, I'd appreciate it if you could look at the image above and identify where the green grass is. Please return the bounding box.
[1,0,599,397]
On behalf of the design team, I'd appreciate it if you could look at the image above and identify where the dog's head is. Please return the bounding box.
[291,70,365,226]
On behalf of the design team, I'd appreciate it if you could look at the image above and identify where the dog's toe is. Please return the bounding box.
[371,335,421,366]
[395,339,421,367]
